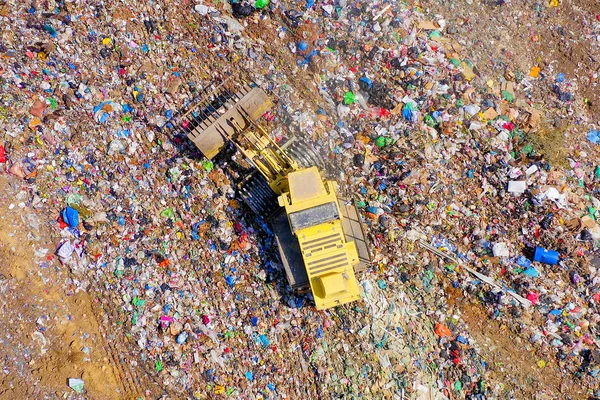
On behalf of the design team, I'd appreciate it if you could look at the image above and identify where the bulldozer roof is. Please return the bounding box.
[287,167,327,204]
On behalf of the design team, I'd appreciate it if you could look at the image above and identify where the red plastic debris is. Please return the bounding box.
[526,291,539,305]
[435,323,453,337]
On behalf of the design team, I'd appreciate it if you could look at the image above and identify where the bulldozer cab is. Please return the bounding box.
[278,167,364,309]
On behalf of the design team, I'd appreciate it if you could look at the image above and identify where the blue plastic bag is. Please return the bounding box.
[522,267,539,277]
[515,255,531,269]
[259,334,270,347]
[297,41,308,51]
[402,103,413,121]
[61,207,79,228]
[587,129,600,145]
[176,332,188,344]
[359,76,373,90]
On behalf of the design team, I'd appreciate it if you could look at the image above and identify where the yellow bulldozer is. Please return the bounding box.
[169,78,371,310]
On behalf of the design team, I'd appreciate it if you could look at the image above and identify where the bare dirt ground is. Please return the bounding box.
[0,175,155,399]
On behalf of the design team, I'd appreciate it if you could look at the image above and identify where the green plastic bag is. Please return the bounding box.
[343,91,355,105]
[424,114,437,127]
[202,160,214,172]
[501,90,514,102]
[521,143,533,155]
[429,30,441,40]
[132,296,146,308]
[375,136,387,147]
[47,97,58,110]
[160,208,175,219]
[255,0,269,8]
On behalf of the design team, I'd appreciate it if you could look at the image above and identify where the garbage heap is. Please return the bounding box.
[1,0,600,398]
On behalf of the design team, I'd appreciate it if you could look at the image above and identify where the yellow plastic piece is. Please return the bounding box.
[214,385,225,394]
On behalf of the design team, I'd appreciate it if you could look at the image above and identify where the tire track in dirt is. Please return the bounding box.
[0,175,151,399]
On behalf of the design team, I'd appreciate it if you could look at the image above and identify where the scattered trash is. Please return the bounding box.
[0,0,598,398]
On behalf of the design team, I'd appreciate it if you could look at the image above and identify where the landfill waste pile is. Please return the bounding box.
[1,0,600,399]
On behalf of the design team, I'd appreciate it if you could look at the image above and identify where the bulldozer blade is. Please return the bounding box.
[183,84,273,160]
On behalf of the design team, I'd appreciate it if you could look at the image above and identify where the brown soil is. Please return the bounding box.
[0,175,145,399]
[420,0,600,136]
[446,286,592,399]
